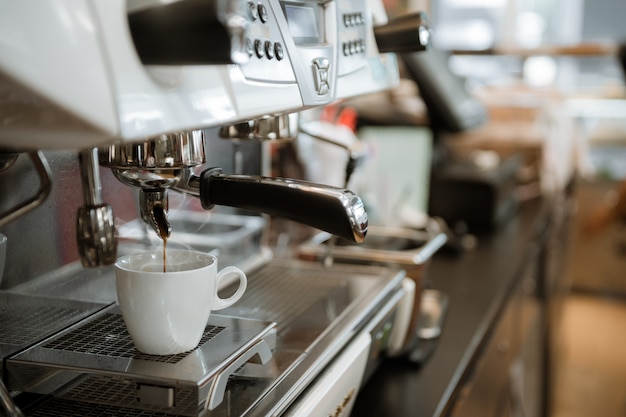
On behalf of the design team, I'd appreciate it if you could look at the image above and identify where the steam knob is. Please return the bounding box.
[374,11,430,53]
[127,0,249,65]
[77,149,117,267]
[77,205,117,267]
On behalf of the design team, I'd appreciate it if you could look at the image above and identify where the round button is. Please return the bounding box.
[343,42,350,56]
[274,42,284,60]
[254,39,265,58]
[258,3,268,23]
[248,2,258,20]
[265,40,274,59]
[356,39,364,53]
[246,38,254,56]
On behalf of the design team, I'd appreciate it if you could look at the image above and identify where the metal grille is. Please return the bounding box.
[0,303,83,346]
[44,313,225,364]
[232,265,345,335]
[27,398,188,417]
[58,375,198,415]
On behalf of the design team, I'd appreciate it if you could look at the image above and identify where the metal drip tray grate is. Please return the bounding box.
[2,304,83,346]
[27,398,188,417]
[224,262,357,337]
[8,308,276,416]
[0,292,108,362]
[44,313,225,364]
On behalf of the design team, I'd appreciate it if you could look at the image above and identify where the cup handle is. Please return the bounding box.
[213,266,247,310]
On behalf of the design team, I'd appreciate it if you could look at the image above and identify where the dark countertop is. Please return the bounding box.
[352,198,550,417]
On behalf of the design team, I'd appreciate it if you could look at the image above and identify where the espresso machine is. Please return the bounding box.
[0,1,430,416]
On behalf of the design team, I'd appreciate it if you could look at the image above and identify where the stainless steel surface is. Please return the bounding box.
[220,260,405,416]
[119,211,266,264]
[297,220,447,355]
[219,114,298,141]
[0,152,51,229]
[8,260,405,417]
[139,189,170,238]
[77,148,117,267]
[298,220,447,266]
[0,378,24,417]
[101,125,367,243]
[99,131,206,186]
[8,310,276,416]
[0,292,109,364]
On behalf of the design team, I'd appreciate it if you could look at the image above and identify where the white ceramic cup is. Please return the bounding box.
[115,250,247,355]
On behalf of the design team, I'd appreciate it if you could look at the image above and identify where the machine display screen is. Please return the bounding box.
[281,2,324,44]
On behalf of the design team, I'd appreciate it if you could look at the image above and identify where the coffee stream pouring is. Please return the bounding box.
[98,129,369,245]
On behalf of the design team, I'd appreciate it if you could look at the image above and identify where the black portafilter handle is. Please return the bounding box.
[374,11,430,53]
[198,168,368,244]
[127,0,248,65]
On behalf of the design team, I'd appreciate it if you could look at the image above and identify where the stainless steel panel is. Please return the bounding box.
[9,260,405,417]
[0,292,109,365]
[8,310,276,416]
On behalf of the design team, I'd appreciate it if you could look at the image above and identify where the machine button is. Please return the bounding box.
[258,3,268,23]
[318,68,328,83]
[343,14,351,27]
[246,38,254,56]
[254,39,265,58]
[274,42,284,60]
[264,40,274,59]
[248,2,258,20]
[312,58,330,95]
[313,57,329,70]
[343,42,350,56]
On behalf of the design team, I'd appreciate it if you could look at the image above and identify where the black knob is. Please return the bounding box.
[374,11,430,53]
[127,0,249,65]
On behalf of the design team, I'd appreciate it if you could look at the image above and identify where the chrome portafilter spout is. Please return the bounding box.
[100,128,368,244]
[140,189,171,239]
[99,130,205,239]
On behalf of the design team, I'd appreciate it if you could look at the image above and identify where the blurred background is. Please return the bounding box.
[375,1,626,416]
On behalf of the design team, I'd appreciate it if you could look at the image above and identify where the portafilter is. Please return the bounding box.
[99,130,368,244]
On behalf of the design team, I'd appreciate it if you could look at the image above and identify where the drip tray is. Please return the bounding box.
[0,291,109,364]
[8,307,276,417]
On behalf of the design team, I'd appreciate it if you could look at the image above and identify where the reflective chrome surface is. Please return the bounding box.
[99,130,206,188]
[7,260,405,417]
[0,152,51,229]
[77,148,117,266]
[219,114,298,141]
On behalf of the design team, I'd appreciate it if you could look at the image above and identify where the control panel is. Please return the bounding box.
[0,0,411,148]
[240,1,296,83]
